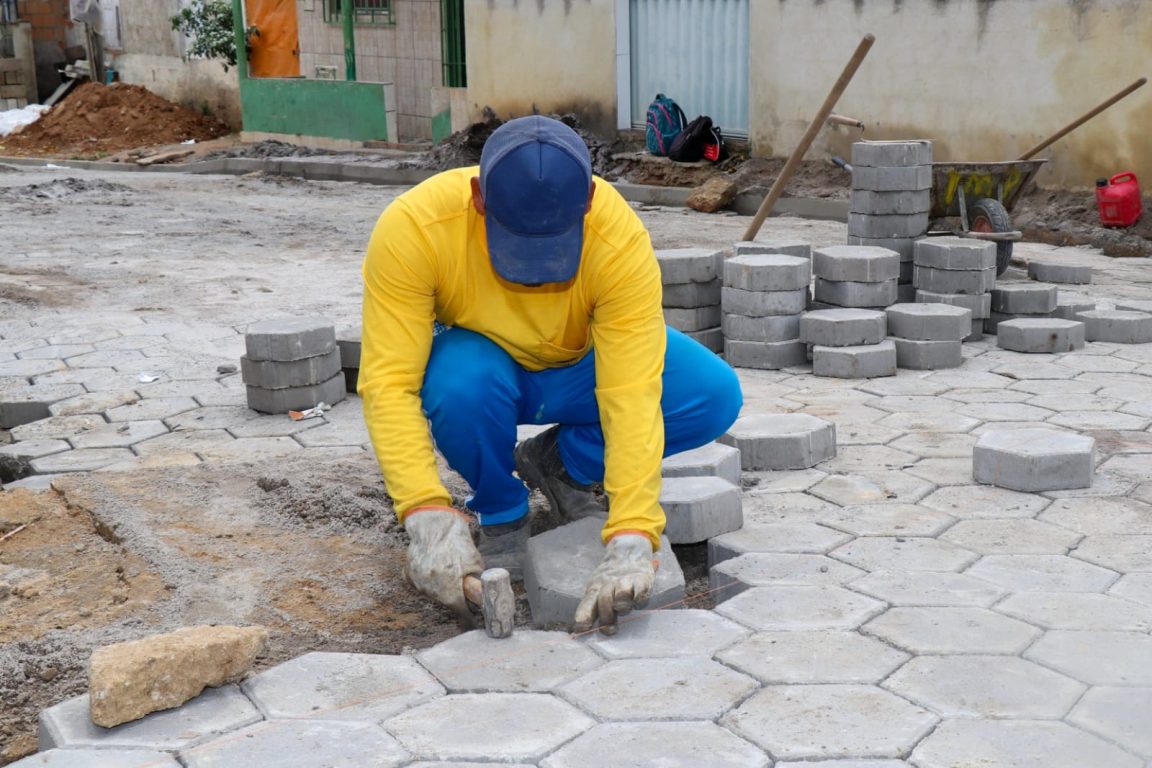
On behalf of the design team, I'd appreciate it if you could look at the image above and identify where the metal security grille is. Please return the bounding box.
[324,0,394,26]
[628,0,748,137]
[441,0,466,87]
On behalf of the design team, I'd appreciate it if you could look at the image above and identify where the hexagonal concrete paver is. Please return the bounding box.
[849,570,1005,607]
[133,429,238,458]
[1047,410,1151,430]
[106,397,199,423]
[383,693,593,763]
[67,420,169,450]
[888,432,978,459]
[241,652,444,721]
[912,718,1142,768]
[10,414,107,442]
[860,378,951,397]
[711,553,868,598]
[580,609,749,659]
[1067,687,1152,759]
[819,504,956,537]
[196,436,303,463]
[864,606,1041,654]
[1028,393,1127,412]
[744,468,826,493]
[742,492,841,523]
[1098,453,1152,479]
[885,655,1083,717]
[415,630,602,693]
[942,387,1032,403]
[837,423,908,446]
[722,684,936,761]
[957,402,1055,423]
[708,523,851,564]
[714,586,885,631]
[808,472,936,505]
[905,458,976,487]
[65,349,148,369]
[47,390,140,417]
[940,519,1081,554]
[1025,630,1152,685]
[996,591,1152,631]
[817,445,917,473]
[831,537,978,572]
[31,448,136,473]
[920,484,1050,518]
[179,719,409,768]
[556,657,757,720]
[164,406,261,431]
[16,343,95,360]
[966,554,1117,592]
[870,395,951,413]
[993,362,1078,380]
[1074,535,1152,572]
[539,722,770,768]
[1110,572,1152,606]
[716,631,908,684]
[1039,497,1152,535]
[876,412,980,433]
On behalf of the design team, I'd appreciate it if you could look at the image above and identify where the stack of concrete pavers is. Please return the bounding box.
[656,248,725,353]
[523,517,685,626]
[1028,260,1092,285]
[801,308,896,379]
[242,317,346,414]
[810,245,900,311]
[733,239,812,261]
[885,303,970,370]
[1052,293,1098,322]
[660,441,743,544]
[719,413,836,471]
[847,140,933,303]
[721,249,811,370]
[997,318,1086,354]
[973,428,1095,492]
[336,326,361,394]
[912,236,996,341]
[985,283,1057,334]
[1078,309,1152,344]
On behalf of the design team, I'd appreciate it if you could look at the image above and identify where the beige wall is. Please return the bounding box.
[464,0,617,135]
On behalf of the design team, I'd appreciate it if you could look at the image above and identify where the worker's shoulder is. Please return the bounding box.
[389,166,476,226]
[587,176,647,249]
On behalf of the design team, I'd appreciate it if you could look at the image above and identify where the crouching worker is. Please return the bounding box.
[359,116,742,634]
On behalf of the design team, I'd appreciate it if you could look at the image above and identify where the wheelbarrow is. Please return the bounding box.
[926,159,1047,276]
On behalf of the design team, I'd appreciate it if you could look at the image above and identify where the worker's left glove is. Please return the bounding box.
[573,533,656,636]
[404,506,484,618]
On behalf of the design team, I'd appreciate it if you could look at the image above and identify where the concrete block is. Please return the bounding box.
[180,720,408,768]
[719,413,836,471]
[663,305,721,332]
[579,608,750,659]
[655,247,724,284]
[416,630,602,693]
[659,476,743,544]
[1051,294,1096,321]
[543,721,769,768]
[244,317,335,362]
[8,749,181,767]
[1116,299,1152,313]
[31,449,135,474]
[813,278,898,308]
[852,164,933,191]
[851,139,933,167]
[974,428,1095,492]
[723,254,811,292]
[847,235,918,261]
[723,339,808,370]
[912,720,1142,768]
[997,318,1086,353]
[885,302,971,340]
[812,245,900,282]
[899,260,915,283]
[733,239,811,260]
[721,312,801,342]
[800,308,886,346]
[336,326,361,368]
[721,287,808,316]
[897,283,917,304]
[708,525,853,566]
[990,283,1058,314]
[662,441,742,487]
[813,340,898,379]
[245,371,346,414]
[523,517,684,627]
[916,289,992,318]
[847,212,929,239]
[914,237,997,271]
[893,338,963,370]
[913,266,996,295]
[1079,310,1152,343]
[662,278,721,308]
[849,189,932,215]
[966,318,986,341]
[1028,261,1092,284]
[685,326,723,353]
[240,348,341,390]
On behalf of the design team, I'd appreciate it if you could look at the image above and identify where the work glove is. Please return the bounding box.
[574,533,656,636]
[404,506,484,622]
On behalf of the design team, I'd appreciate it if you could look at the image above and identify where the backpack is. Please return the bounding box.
[668,115,727,163]
[645,94,687,156]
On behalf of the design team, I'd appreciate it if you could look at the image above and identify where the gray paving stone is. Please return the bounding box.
[724,338,808,369]
[776,762,911,768]
[655,247,724,284]
[244,317,336,362]
[226,414,325,438]
[813,340,897,378]
[180,719,409,768]
[819,503,956,537]
[415,630,601,693]
[742,494,842,525]
[886,655,1083,717]
[540,722,769,768]
[1079,309,1152,343]
[240,348,343,390]
[1098,453,1152,479]
[1073,534,1152,571]
[913,265,996,295]
[1028,260,1092,284]
[864,606,1041,654]
[721,312,801,342]
[885,302,971,340]
[94,334,168,351]
[0,358,66,378]
[48,390,140,417]
[1039,497,1152,535]
[1110,572,1152,607]
[241,651,443,720]
[384,692,592,762]
[880,411,979,434]
[37,686,260,751]
[915,289,992,317]
[807,471,936,505]
[831,536,977,572]
[990,283,1058,314]
[714,585,885,630]
[850,188,932,215]
[664,304,723,332]
[163,406,260,432]
[246,373,347,414]
[852,164,933,191]
[974,428,1094,492]
[813,246,901,283]
[523,517,684,627]
[580,608,749,658]
[717,630,908,684]
[913,236,996,271]
[1051,293,1097,320]
[852,140,933,167]
[847,235,919,261]
[197,436,303,463]
[1028,392,1125,412]
[1,385,87,429]
[847,212,930,239]
[997,592,1152,631]
[724,254,810,292]
[966,554,1117,593]
[556,657,757,720]
[719,413,836,470]
[662,278,721,308]
[67,419,169,449]
[940,518,1080,555]
[814,278,898,308]
[850,569,1004,606]
[106,396,198,423]
[133,429,237,458]
[817,444,917,473]
[336,326,361,369]
[721,286,808,317]
[801,308,887,346]
[29,448,134,473]
[734,238,813,260]
[1116,298,1152,313]
[10,750,180,768]
[292,419,371,447]
[709,523,851,565]
[711,553,867,599]
[1025,630,1152,685]
[891,337,962,370]
[744,467,826,493]
[659,475,742,544]
[997,318,1086,353]
[662,441,741,486]
[3,473,66,490]
[16,343,95,360]
[912,718,1142,768]
[0,439,70,478]
[905,457,977,486]
[1067,687,1152,759]
[723,684,936,761]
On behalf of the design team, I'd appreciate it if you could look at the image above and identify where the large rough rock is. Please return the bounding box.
[687,176,738,213]
[89,625,268,727]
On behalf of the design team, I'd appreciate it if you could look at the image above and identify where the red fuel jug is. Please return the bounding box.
[1095,172,1143,227]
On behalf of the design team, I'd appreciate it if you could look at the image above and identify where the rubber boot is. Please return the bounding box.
[476,515,530,582]
[514,425,607,523]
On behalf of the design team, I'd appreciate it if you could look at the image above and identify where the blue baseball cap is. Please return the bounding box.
[479,116,593,284]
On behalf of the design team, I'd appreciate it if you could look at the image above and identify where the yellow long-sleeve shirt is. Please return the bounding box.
[360,166,667,547]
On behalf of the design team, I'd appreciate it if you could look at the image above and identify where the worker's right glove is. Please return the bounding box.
[404,506,484,618]
[574,533,656,636]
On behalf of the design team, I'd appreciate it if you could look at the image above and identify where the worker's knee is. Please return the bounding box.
[699,355,743,440]
[423,328,519,421]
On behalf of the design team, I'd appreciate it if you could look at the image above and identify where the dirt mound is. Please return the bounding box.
[1014,188,1152,258]
[207,139,329,160]
[1,82,230,158]
[0,178,133,201]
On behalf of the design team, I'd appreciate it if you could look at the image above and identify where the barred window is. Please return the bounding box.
[324,0,394,26]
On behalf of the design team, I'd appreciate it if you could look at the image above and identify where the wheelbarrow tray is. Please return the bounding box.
[929,160,1047,219]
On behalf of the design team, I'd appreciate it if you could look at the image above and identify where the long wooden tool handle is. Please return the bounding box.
[1018,77,1147,161]
[742,33,876,242]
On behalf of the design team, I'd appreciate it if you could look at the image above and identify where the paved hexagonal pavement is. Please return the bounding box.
[1024,630,1152,685]
[714,585,885,630]
[540,722,770,768]
[863,606,1041,654]
[1067,687,1152,759]
[715,631,908,684]
[911,719,1142,768]
[580,609,750,659]
[415,630,603,692]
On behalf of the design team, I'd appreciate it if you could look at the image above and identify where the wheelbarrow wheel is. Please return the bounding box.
[970,197,1013,276]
